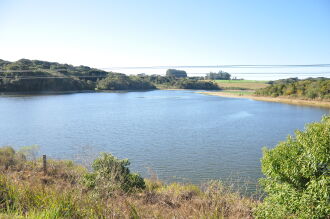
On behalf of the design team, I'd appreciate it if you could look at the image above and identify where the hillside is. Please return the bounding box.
[0,59,107,92]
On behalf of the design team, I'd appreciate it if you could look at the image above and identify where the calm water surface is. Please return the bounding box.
[0,90,328,189]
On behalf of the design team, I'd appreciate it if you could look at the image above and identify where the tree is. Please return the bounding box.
[205,71,231,80]
[255,116,330,218]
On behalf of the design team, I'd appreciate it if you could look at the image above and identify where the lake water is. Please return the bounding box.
[0,90,328,190]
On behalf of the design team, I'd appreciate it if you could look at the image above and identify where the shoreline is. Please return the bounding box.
[199,91,330,108]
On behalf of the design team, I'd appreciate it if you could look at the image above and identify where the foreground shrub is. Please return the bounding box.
[0,146,256,218]
[0,146,27,170]
[83,152,145,196]
[255,116,330,218]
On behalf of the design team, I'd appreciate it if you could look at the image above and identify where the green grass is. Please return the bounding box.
[214,80,269,83]
[212,80,269,90]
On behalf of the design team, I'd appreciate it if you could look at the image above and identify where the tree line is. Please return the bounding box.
[255,77,330,99]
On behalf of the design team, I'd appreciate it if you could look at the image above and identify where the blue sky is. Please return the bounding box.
[0,0,329,78]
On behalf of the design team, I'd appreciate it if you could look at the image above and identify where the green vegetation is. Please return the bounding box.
[255,116,330,218]
[213,80,269,90]
[0,59,106,92]
[215,80,268,83]
[83,152,145,195]
[96,73,156,90]
[0,59,220,92]
[132,74,220,90]
[173,78,219,90]
[255,77,330,100]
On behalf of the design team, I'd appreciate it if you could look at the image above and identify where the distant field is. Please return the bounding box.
[213,80,270,90]
[214,80,269,83]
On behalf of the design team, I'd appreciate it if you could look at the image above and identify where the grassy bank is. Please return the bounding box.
[0,147,257,218]
[213,80,269,90]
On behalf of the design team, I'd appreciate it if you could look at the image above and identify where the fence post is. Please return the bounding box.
[43,155,47,175]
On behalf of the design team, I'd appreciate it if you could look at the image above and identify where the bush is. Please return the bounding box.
[0,146,26,170]
[83,153,145,195]
[255,116,330,218]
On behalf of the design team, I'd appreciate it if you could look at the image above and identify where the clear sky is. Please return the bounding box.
[0,0,329,78]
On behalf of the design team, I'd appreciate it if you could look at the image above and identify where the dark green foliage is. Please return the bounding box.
[267,77,299,85]
[205,71,231,80]
[255,116,330,218]
[96,73,156,90]
[166,69,187,78]
[256,77,330,99]
[0,76,94,92]
[0,59,107,92]
[83,153,145,195]
[140,74,175,86]
[137,74,220,90]
[174,79,219,90]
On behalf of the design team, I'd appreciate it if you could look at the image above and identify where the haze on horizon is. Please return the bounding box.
[1,0,329,79]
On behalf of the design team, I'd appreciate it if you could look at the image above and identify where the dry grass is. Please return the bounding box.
[213,80,269,90]
[0,147,259,218]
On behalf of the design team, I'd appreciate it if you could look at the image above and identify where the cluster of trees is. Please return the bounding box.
[205,71,231,80]
[255,77,330,99]
[96,73,219,91]
[96,73,155,90]
[136,74,219,90]
[174,79,219,89]
[165,69,233,81]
